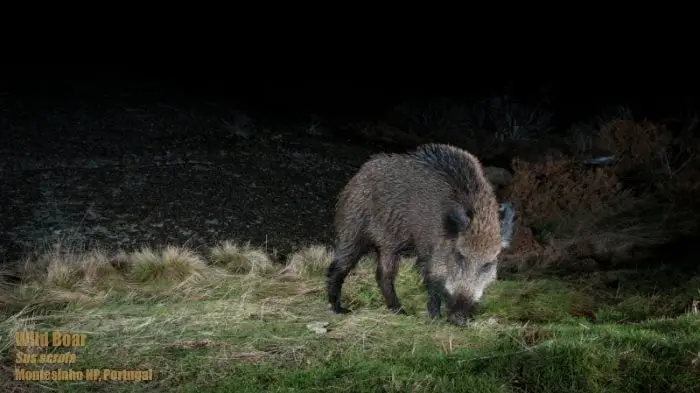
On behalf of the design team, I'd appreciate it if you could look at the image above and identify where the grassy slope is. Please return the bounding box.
[2,244,699,393]
[3,107,700,393]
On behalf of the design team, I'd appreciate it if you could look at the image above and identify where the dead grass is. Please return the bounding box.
[0,240,284,314]
[129,246,209,283]
[208,240,277,275]
[279,244,333,280]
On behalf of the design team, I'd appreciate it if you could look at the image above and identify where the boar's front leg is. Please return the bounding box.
[376,248,406,315]
[425,278,443,319]
[417,254,442,319]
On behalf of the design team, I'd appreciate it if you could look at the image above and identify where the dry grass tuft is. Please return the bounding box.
[5,244,129,309]
[209,240,277,275]
[129,245,209,283]
[1,243,252,311]
[280,245,333,279]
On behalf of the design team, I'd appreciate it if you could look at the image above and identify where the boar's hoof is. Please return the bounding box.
[447,313,470,326]
[331,306,351,315]
[390,307,408,316]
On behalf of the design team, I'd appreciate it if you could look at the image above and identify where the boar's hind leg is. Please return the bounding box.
[327,240,371,314]
[376,249,406,315]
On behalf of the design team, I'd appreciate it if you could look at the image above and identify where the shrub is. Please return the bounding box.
[599,119,672,174]
[510,157,629,238]
[508,116,700,268]
[599,117,700,211]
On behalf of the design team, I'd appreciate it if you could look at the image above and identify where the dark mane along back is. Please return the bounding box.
[408,144,489,195]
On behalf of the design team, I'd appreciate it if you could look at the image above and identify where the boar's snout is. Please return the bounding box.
[447,313,469,326]
[446,294,476,326]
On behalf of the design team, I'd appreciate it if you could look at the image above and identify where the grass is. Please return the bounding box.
[2,242,699,393]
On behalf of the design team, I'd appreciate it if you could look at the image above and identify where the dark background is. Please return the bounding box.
[2,63,698,128]
[1,63,699,260]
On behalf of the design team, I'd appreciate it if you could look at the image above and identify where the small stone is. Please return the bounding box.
[306,321,329,334]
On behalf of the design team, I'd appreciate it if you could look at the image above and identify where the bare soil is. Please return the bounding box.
[0,93,382,262]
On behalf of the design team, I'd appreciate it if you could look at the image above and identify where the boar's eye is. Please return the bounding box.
[480,262,495,274]
[454,251,467,266]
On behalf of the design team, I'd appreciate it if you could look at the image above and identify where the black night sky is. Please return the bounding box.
[4,64,699,125]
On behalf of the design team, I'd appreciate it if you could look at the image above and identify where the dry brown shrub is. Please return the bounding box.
[506,155,645,268]
[511,157,629,234]
[507,117,700,268]
[600,118,700,210]
[657,137,700,203]
[599,119,672,172]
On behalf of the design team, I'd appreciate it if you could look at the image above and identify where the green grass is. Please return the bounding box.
[1,243,699,393]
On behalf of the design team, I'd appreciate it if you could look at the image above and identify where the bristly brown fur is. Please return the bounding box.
[409,143,502,259]
[326,143,503,326]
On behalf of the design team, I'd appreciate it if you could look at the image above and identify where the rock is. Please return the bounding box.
[306,321,329,334]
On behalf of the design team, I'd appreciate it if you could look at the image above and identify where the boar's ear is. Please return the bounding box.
[444,205,471,238]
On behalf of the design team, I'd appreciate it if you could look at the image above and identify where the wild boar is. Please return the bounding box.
[326,143,514,326]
